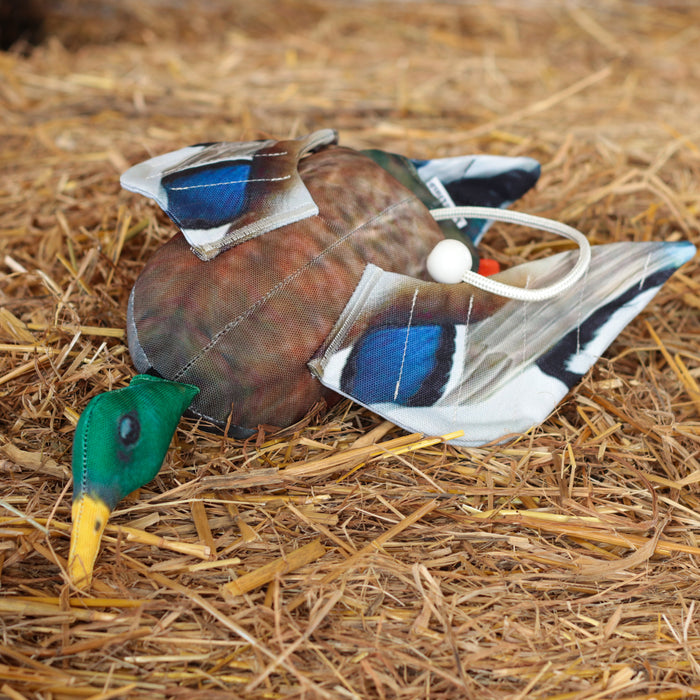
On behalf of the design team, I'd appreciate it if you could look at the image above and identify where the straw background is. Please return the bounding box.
[1,1,699,697]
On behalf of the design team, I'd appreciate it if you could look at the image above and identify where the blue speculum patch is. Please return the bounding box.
[162,161,252,230]
[344,325,452,406]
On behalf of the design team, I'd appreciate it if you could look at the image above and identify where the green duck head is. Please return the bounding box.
[69,374,198,588]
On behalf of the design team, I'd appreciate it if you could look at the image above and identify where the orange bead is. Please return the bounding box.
[477,258,501,276]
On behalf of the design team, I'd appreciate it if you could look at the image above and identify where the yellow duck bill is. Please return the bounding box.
[68,494,111,588]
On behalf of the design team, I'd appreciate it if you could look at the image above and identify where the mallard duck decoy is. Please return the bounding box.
[68,129,695,587]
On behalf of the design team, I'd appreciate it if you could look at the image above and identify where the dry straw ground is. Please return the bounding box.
[1,1,700,698]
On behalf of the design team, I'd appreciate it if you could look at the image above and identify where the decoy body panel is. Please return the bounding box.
[127,145,451,434]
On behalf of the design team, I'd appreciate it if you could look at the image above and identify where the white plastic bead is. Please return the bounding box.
[426,238,473,284]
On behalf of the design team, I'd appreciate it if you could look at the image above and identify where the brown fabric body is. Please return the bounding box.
[128,146,445,431]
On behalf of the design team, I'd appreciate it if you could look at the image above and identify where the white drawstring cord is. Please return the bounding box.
[429,206,591,301]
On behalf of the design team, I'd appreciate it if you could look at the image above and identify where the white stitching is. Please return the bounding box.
[638,251,651,290]
[168,175,291,191]
[393,288,419,401]
[253,151,288,157]
[575,264,589,355]
[453,295,473,421]
[521,274,531,365]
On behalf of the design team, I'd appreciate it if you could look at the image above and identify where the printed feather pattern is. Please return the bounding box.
[310,240,695,445]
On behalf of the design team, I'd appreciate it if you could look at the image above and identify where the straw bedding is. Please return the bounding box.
[1,1,699,697]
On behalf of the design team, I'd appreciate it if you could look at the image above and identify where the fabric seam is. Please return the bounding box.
[172,194,417,381]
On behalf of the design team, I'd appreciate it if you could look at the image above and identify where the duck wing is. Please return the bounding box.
[120,129,338,260]
[309,240,695,446]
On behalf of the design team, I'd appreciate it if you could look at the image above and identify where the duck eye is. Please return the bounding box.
[118,412,140,446]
